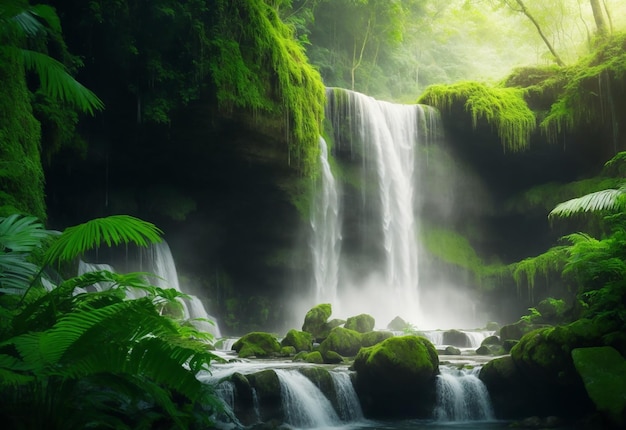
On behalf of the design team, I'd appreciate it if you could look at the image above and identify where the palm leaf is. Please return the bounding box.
[43,215,162,266]
[0,214,53,252]
[549,187,626,218]
[19,47,105,115]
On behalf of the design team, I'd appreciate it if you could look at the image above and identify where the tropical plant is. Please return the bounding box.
[0,0,104,115]
[0,214,223,429]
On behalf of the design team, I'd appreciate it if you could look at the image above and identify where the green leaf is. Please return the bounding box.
[549,187,626,218]
[43,215,163,266]
[18,47,104,115]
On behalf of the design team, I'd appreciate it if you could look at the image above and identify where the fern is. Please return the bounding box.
[549,187,626,218]
[43,215,163,266]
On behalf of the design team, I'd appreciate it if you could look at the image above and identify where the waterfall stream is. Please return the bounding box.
[313,88,439,327]
[435,367,495,422]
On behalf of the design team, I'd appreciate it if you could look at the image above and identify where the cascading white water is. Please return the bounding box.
[434,367,495,422]
[311,137,342,305]
[315,88,437,327]
[146,241,221,338]
[275,369,341,428]
[330,371,363,421]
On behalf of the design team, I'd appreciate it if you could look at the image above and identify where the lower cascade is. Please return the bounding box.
[435,366,495,422]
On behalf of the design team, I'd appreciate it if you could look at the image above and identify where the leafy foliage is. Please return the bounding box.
[0,214,223,429]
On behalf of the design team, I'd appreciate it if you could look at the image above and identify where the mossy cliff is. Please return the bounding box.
[0,40,45,221]
[42,0,328,333]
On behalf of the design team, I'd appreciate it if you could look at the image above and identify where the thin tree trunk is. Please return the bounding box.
[601,0,614,34]
[351,18,371,91]
[590,0,608,37]
[510,0,565,66]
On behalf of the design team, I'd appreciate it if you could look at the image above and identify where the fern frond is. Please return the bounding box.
[18,47,105,115]
[43,215,162,266]
[549,187,626,218]
[0,214,54,253]
[0,253,40,293]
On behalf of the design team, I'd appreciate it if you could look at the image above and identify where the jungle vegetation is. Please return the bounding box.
[1,0,626,424]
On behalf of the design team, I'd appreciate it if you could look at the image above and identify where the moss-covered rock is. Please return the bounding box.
[353,335,439,418]
[323,350,344,364]
[499,319,541,341]
[232,332,281,358]
[303,351,324,364]
[361,330,394,347]
[319,326,363,357]
[572,346,626,428]
[247,369,282,422]
[281,329,313,352]
[344,314,375,333]
[481,335,501,346]
[302,303,333,341]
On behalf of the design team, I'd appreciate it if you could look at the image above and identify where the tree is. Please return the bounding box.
[589,0,609,37]
[503,0,566,66]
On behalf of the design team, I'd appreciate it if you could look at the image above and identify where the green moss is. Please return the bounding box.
[318,326,363,357]
[344,314,375,333]
[210,0,326,176]
[281,329,313,352]
[355,335,439,380]
[361,330,394,347]
[302,303,332,340]
[0,45,45,221]
[572,346,626,426]
[232,331,281,358]
[510,246,569,297]
[418,81,536,152]
[541,33,626,143]
[304,350,323,364]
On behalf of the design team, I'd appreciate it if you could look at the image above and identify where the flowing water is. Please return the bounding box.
[313,88,447,328]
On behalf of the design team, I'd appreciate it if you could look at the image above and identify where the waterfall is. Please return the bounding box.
[311,136,342,305]
[146,241,221,338]
[330,371,363,421]
[315,88,437,326]
[275,369,341,428]
[434,366,494,422]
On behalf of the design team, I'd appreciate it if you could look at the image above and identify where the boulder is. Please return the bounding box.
[232,332,281,358]
[442,329,469,347]
[443,346,461,355]
[572,346,626,427]
[246,369,282,423]
[353,335,439,418]
[361,330,394,347]
[499,319,543,341]
[302,303,333,341]
[387,316,410,331]
[281,329,313,352]
[535,297,568,323]
[344,313,375,333]
[319,326,363,357]
[303,351,324,364]
[481,335,501,346]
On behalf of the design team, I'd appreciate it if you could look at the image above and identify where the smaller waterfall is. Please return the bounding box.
[275,369,341,428]
[435,366,494,422]
[331,371,363,421]
[311,136,342,305]
[146,242,221,338]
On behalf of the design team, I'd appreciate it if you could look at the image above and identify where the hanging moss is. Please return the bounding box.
[541,33,626,143]
[418,81,536,152]
[209,0,326,176]
[0,44,45,221]
[510,246,569,299]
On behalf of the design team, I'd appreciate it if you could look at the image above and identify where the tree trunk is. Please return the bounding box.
[590,0,608,37]
[511,0,565,66]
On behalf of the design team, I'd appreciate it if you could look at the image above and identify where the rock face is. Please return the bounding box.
[352,335,439,418]
[442,329,470,347]
[480,317,624,419]
[232,332,281,358]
